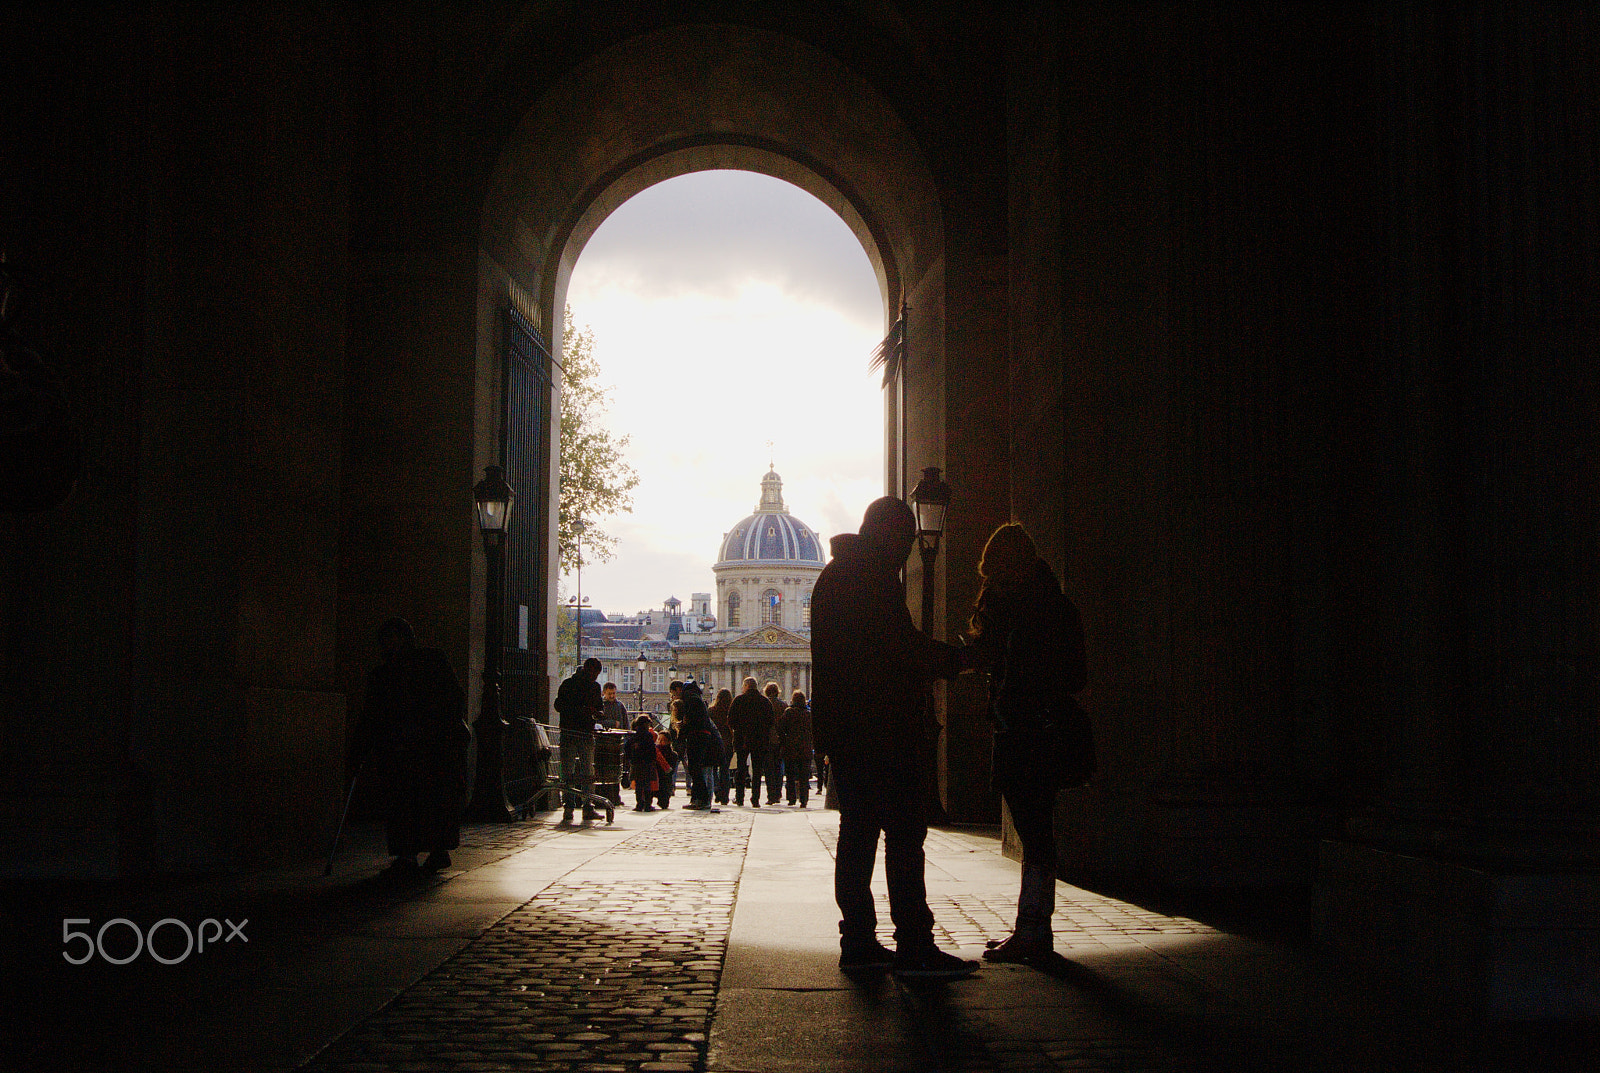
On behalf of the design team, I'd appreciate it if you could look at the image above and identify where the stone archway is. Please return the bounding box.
[473,22,947,721]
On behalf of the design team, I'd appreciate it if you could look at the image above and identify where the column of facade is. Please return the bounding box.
[1318,9,1600,1019]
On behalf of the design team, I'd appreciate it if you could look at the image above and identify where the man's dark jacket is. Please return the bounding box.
[810,532,960,779]
[553,671,602,734]
[728,688,775,753]
[600,697,630,730]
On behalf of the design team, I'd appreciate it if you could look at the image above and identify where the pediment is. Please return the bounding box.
[726,624,810,648]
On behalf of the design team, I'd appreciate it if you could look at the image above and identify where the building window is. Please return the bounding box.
[801,592,812,628]
[762,589,782,626]
[651,665,665,691]
[620,666,635,692]
[728,591,741,627]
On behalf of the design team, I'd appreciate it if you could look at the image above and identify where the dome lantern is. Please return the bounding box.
[716,469,825,566]
[758,468,787,514]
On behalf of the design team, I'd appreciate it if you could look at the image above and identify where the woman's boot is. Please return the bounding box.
[983,861,1056,963]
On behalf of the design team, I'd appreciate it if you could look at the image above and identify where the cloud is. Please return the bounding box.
[574,171,885,333]
[565,169,888,615]
[566,528,712,617]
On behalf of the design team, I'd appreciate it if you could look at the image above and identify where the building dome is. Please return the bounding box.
[716,470,824,565]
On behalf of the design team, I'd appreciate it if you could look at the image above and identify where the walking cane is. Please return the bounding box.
[324,762,363,876]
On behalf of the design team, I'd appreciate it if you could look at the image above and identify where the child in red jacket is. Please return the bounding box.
[627,715,666,812]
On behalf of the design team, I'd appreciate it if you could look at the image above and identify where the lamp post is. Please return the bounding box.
[908,465,952,824]
[567,594,590,675]
[908,466,952,634]
[469,464,515,822]
[636,649,647,716]
[571,519,587,665]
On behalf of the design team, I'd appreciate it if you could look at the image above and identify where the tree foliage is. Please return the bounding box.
[559,305,638,575]
[554,581,579,679]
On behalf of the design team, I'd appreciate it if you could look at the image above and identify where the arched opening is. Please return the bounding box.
[473,22,946,738]
[562,168,883,628]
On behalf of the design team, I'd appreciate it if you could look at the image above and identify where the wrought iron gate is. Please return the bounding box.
[500,304,552,729]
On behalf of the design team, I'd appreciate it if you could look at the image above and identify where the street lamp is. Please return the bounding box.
[470,464,515,822]
[908,466,952,633]
[908,465,952,825]
[636,649,647,715]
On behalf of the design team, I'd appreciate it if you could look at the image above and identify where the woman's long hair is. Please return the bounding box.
[709,688,733,717]
[970,522,1039,636]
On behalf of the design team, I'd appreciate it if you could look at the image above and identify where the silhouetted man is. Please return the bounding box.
[553,657,604,823]
[728,677,775,806]
[811,497,974,977]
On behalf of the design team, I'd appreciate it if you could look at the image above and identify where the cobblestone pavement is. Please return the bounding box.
[456,823,572,855]
[812,817,1220,956]
[303,815,750,1073]
[19,805,1583,1073]
[615,811,753,857]
[924,890,1218,956]
[285,807,1571,1073]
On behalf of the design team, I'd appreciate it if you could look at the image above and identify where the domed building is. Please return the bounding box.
[674,469,825,698]
[714,468,825,631]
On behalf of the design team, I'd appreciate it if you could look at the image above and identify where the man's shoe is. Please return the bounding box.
[562,810,575,825]
[839,940,896,972]
[892,946,980,978]
[582,808,601,821]
[422,851,451,872]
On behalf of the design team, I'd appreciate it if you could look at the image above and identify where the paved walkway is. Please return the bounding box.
[5,789,1593,1072]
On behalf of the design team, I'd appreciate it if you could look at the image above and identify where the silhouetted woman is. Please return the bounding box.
[350,618,470,876]
[778,690,814,806]
[708,687,734,805]
[965,523,1088,963]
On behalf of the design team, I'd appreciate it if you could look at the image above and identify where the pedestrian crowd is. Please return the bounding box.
[352,495,1089,984]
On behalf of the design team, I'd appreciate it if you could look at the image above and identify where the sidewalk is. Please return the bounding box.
[5,789,1592,1072]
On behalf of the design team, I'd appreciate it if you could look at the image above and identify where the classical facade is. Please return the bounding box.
[673,470,823,699]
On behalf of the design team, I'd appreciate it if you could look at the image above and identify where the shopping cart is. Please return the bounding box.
[535,724,615,824]
[503,716,554,819]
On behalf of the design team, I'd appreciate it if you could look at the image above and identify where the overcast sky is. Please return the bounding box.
[563,170,887,617]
